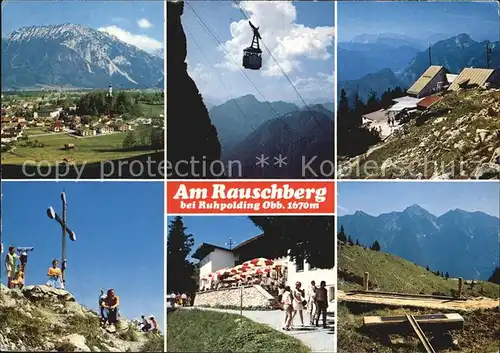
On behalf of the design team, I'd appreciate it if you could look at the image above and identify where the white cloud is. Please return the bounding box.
[291,72,334,100]
[137,18,153,29]
[218,1,334,77]
[98,25,163,54]
[188,63,214,83]
[112,17,130,26]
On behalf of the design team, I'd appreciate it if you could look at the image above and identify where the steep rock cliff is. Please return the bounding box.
[167,1,221,178]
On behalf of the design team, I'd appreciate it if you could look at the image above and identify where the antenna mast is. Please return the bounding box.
[428,44,432,67]
[486,41,492,69]
[226,237,235,250]
[0,166,3,290]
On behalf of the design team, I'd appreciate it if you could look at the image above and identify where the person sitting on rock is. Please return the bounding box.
[101,289,120,326]
[150,315,159,333]
[10,264,25,289]
[46,259,63,289]
[141,315,151,332]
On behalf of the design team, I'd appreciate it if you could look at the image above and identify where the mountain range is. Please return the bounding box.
[339,33,500,102]
[338,205,500,280]
[2,24,164,89]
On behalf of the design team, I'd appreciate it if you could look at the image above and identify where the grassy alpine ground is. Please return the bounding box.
[167,309,311,353]
[338,244,500,352]
[339,244,500,298]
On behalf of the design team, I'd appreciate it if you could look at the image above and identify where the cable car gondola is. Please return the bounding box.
[242,21,262,70]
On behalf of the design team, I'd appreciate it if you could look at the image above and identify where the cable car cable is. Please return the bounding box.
[233,1,329,134]
[185,1,304,145]
[183,23,266,153]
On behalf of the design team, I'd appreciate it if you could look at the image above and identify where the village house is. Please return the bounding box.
[362,109,387,126]
[448,68,499,91]
[387,96,423,121]
[416,95,442,111]
[407,65,449,98]
[16,122,27,131]
[50,110,61,119]
[51,120,65,132]
[95,124,113,134]
[76,127,96,137]
[112,121,132,132]
[71,116,81,124]
[10,117,26,124]
[193,233,336,301]
[1,127,23,143]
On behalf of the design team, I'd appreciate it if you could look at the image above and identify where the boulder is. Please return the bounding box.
[22,285,76,302]
[61,334,91,352]
[474,163,500,179]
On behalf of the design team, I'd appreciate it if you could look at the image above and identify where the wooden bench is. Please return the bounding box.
[363,313,464,334]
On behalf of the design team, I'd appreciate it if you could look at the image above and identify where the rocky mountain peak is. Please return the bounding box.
[2,23,164,89]
[0,285,162,352]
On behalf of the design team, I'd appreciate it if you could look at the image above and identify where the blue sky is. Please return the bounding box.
[2,181,164,330]
[337,182,500,218]
[2,1,164,53]
[167,216,261,261]
[339,1,499,43]
[183,1,334,105]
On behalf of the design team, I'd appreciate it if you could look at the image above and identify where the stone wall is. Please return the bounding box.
[193,285,275,308]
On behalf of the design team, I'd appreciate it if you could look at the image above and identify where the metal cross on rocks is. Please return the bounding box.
[46,191,76,285]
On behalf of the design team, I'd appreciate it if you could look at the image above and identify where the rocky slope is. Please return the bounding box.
[2,24,164,89]
[338,88,500,179]
[166,1,221,178]
[0,285,163,352]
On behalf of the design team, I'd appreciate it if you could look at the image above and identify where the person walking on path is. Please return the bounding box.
[292,281,305,327]
[307,281,317,325]
[281,285,293,331]
[315,281,328,328]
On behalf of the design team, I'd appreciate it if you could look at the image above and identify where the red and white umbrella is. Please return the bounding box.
[217,268,232,276]
[231,273,247,281]
[255,267,272,275]
[244,258,274,267]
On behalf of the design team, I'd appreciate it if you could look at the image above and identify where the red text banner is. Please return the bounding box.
[166,181,335,214]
